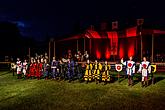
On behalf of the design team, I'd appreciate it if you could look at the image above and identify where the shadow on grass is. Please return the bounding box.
[153,76,165,85]
[110,75,126,83]
[0,71,11,76]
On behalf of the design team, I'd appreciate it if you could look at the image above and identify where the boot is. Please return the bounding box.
[141,81,144,87]
[104,81,107,85]
[130,80,133,87]
[128,79,130,86]
[95,79,98,84]
[86,80,88,84]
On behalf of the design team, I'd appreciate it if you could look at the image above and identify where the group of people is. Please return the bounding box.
[11,50,153,87]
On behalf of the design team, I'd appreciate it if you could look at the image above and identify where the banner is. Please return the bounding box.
[107,32,118,55]
[112,21,118,30]
[126,27,137,37]
[151,64,156,73]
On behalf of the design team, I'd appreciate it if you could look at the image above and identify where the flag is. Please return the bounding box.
[107,32,118,55]
[112,21,118,30]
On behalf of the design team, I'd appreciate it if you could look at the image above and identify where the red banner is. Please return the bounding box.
[107,32,118,55]
[126,27,137,37]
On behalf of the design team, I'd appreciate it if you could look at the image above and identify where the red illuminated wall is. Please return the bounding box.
[107,32,118,55]
[127,38,135,57]
[119,40,124,59]
[126,27,137,37]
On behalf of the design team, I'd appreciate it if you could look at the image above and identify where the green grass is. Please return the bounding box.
[0,71,165,110]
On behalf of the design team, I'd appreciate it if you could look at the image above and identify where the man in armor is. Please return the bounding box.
[137,57,151,87]
[121,56,135,86]
[102,61,111,85]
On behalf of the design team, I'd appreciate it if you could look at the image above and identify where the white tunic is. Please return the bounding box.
[122,60,135,76]
[22,62,28,75]
[16,61,22,74]
[138,61,151,77]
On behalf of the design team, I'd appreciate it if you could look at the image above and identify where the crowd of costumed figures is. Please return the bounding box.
[11,50,156,87]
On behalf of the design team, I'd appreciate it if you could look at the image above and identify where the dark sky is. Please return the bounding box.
[0,0,164,41]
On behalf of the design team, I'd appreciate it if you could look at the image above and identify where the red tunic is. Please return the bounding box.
[29,63,36,77]
[29,63,34,77]
[33,63,37,77]
[36,63,43,77]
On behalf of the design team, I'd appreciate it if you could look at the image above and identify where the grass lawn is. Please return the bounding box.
[0,71,165,110]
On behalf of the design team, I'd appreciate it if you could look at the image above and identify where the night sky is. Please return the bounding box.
[0,0,164,41]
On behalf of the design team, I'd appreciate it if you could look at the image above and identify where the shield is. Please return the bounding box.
[151,65,156,73]
[115,64,123,72]
[128,63,132,68]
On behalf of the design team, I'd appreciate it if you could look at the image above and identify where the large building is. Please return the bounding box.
[56,22,165,62]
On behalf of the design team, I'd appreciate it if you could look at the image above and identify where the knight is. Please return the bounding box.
[93,60,102,84]
[102,61,111,85]
[84,59,93,84]
[121,56,135,86]
[137,57,151,87]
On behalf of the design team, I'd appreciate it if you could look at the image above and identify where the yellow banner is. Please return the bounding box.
[151,65,156,73]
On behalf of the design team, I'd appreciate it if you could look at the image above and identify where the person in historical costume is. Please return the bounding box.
[102,61,111,85]
[36,59,43,80]
[11,62,16,76]
[62,57,68,80]
[121,56,135,86]
[33,59,37,78]
[66,59,74,82]
[137,57,151,87]
[59,59,66,80]
[16,58,22,79]
[51,57,58,80]
[75,61,83,82]
[75,51,82,62]
[83,51,89,61]
[93,60,102,84]
[68,50,72,59]
[43,59,49,80]
[29,58,35,79]
[84,60,93,83]
[22,59,28,79]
